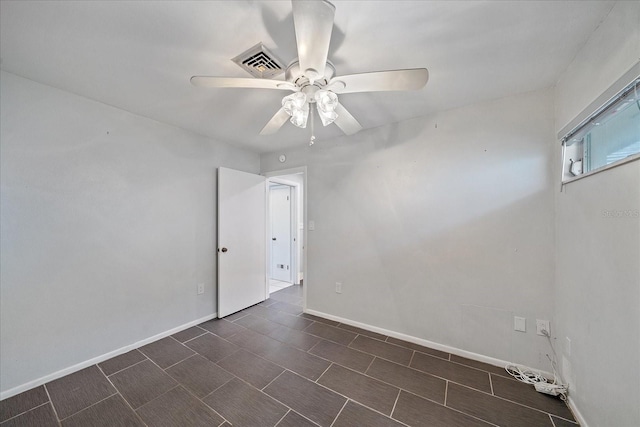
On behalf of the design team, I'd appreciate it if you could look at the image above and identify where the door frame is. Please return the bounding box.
[263,166,307,311]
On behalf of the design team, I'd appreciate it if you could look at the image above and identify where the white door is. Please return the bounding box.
[218,167,266,318]
[270,185,292,283]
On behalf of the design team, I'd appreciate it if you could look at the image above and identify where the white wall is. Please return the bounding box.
[554,2,640,426]
[555,2,639,132]
[0,71,259,394]
[262,88,556,370]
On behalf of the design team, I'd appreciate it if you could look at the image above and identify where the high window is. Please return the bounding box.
[561,77,640,182]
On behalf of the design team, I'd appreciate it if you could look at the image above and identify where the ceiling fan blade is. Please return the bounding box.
[292,0,335,81]
[327,68,429,94]
[190,76,297,91]
[260,107,291,135]
[334,103,362,135]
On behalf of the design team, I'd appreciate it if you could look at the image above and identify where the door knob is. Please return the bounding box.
[272,237,276,241]
[220,247,228,253]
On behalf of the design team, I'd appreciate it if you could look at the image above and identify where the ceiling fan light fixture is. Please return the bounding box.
[315,90,339,126]
[290,106,309,128]
[282,92,309,128]
[317,108,338,126]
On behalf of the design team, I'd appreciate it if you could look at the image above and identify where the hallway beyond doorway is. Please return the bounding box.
[269,279,293,294]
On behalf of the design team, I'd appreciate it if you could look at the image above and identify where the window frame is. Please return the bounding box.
[559,63,640,186]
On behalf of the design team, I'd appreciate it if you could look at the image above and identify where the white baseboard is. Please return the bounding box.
[566,396,588,427]
[304,308,555,378]
[0,313,217,401]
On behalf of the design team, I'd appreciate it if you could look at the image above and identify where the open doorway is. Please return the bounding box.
[264,168,306,304]
[268,183,294,292]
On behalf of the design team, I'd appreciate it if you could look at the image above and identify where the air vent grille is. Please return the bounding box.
[232,43,285,79]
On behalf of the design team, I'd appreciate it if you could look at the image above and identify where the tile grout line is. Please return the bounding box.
[447,357,512,378]
[228,312,250,322]
[551,413,580,424]
[42,384,61,422]
[199,375,235,401]
[230,369,322,427]
[212,330,298,379]
[104,357,149,378]
[549,413,558,427]
[134,386,184,419]
[0,401,52,425]
[193,377,235,426]
[55,391,120,422]
[98,363,149,426]
[364,356,377,374]
[284,408,323,427]
[446,404,502,427]
[162,353,198,371]
[176,330,208,344]
[328,399,349,427]
[409,350,416,366]
[314,362,334,384]
[273,409,291,426]
[163,379,232,426]
[489,372,494,395]
[444,381,449,406]
[261,369,288,392]
[305,339,322,354]
[390,388,401,419]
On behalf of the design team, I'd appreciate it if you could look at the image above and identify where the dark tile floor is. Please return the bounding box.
[0,285,578,427]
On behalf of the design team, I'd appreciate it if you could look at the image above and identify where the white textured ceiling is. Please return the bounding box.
[0,1,614,153]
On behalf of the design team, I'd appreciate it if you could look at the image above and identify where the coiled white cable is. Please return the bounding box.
[505,329,568,400]
[505,364,549,385]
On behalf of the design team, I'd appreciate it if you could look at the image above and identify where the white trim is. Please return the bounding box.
[0,312,217,401]
[566,396,589,427]
[304,308,554,378]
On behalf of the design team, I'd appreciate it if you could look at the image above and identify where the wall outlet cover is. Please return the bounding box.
[197,283,204,295]
[536,319,550,336]
[514,316,526,332]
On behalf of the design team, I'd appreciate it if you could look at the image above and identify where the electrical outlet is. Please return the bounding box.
[536,319,550,336]
[335,282,342,294]
[514,316,526,332]
[197,283,204,295]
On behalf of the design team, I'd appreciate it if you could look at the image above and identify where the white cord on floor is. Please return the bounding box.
[505,364,549,385]
[505,329,568,400]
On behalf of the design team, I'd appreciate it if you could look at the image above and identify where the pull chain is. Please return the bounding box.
[309,103,316,146]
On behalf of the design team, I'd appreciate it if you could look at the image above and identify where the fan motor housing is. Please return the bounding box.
[286,60,335,87]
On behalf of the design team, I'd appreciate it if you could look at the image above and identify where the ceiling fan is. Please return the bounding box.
[191,0,429,142]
